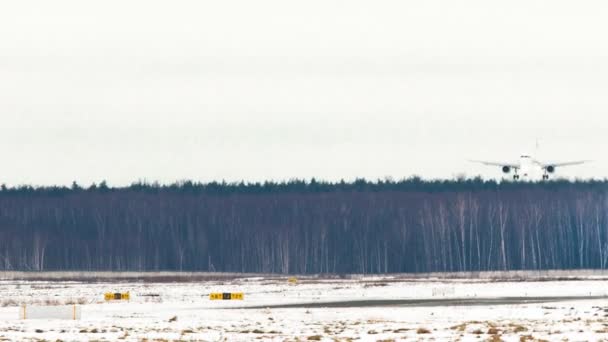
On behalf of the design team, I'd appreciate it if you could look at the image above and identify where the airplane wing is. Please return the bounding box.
[535,160,591,167]
[468,160,520,168]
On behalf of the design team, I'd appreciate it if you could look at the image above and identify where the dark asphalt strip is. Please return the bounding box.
[234,296,608,309]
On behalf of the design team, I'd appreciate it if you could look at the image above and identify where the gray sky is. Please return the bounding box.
[1,0,607,186]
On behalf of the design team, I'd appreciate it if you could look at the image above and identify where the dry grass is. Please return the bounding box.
[508,324,528,333]
[43,298,61,306]
[488,335,503,342]
[416,327,431,334]
[450,323,467,331]
[65,297,87,305]
[451,321,489,332]
[0,299,18,307]
[488,327,500,335]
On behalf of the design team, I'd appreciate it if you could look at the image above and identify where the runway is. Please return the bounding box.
[240,295,608,309]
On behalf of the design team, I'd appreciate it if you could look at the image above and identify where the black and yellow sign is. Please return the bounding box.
[104,292,130,301]
[209,292,244,300]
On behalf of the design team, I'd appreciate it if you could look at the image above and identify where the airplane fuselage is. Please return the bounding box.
[517,155,534,179]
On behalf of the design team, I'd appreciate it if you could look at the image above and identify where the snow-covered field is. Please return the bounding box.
[1,273,608,341]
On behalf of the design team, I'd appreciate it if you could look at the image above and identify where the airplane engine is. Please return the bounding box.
[502,166,511,173]
[546,165,556,173]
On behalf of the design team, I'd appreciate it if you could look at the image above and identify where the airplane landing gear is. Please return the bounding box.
[542,174,549,181]
[513,174,520,180]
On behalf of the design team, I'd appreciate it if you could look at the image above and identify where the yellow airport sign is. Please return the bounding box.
[104,292,130,301]
[209,292,244,300]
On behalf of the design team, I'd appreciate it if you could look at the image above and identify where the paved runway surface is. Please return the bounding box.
[240,296,608,309]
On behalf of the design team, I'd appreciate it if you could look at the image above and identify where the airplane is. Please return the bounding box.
[469,155,590,180]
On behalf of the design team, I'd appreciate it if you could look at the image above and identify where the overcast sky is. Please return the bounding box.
[1,0,607,186]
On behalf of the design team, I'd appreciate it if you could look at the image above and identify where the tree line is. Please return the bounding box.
[0,178,607,273]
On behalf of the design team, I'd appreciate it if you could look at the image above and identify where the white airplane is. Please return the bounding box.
[469,155,590,180]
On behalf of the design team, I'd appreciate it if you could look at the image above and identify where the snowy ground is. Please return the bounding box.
[1,274,608,341]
